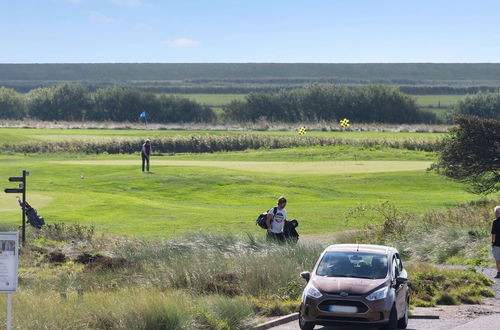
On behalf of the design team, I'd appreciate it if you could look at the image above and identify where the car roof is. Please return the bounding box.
[323,244,397,255]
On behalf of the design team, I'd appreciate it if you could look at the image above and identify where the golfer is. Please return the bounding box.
[492,206,500,279]
[266,196,287,243]
[141,139,151,172]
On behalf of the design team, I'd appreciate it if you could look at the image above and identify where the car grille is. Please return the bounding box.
[318,300,369,313]
[317,315,369,322]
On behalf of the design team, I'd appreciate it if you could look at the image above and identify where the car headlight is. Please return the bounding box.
[304,284,322,299]
[365,286,389,301]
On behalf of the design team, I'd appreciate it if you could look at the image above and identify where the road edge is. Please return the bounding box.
[251,312,299,330]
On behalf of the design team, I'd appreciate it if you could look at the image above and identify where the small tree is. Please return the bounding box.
[432,115,500,194]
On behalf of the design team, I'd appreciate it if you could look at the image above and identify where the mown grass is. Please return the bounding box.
[0,148,477,237]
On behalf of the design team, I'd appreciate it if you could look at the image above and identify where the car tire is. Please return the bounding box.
[298,312,315,330]
[397,300,409,329]
[379,305,397,330]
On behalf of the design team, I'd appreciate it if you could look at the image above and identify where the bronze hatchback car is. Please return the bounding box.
[299,244,409,330]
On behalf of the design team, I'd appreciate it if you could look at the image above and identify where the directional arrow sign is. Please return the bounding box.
[8,177,24,182]
[4,188,23,194]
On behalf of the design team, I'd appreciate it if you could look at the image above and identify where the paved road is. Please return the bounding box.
[270,317,468,330]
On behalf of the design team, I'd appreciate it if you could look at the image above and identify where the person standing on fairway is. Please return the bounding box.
[266,196,287,243]
[141,139,151,172]
[491,206,500,278]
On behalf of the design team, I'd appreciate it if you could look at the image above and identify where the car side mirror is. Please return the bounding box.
[300,271,311,282]
[395,276,408,286]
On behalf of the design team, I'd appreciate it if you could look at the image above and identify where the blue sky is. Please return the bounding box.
[1,0,500,63]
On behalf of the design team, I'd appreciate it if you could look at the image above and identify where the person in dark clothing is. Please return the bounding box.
[491,206,500,278]
[141,139,151,172]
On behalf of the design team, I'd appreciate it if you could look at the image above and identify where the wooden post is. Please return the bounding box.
[21,170,26,247]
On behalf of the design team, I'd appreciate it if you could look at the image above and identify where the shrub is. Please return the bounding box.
[45,250,67,263]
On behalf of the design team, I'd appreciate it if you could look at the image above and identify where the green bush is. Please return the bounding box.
[224,84,438,124]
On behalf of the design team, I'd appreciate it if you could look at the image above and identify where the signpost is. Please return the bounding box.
[4,170,28,246]
[0,232,19,330]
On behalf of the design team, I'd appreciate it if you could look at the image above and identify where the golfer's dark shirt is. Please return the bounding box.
[492,218,500,246]
[142,143,151,155]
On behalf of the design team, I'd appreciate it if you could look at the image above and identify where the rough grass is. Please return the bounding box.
[2,134,445,154]
[8,227,495,328]
[0,289,256,329]
[407,262,494,307]
[343,199,500,266]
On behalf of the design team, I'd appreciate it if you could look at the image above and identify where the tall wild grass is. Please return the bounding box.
[343,199,499,265]
[2,134,444,154]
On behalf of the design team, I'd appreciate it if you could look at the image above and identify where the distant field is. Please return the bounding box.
[414,94,467,107]
[167,93,246,106]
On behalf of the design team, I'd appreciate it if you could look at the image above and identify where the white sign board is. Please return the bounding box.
[0,232,18,293]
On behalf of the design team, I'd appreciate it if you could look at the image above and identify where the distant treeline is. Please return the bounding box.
[1,83,498,124]
[224,84,438,124]
[0,84,215,123]
[457,93,500,120]
[399,86,500,95]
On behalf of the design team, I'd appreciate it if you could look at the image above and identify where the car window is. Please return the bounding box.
[316,252,388,279]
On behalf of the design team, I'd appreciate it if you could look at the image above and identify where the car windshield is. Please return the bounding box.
[316,251,388,279]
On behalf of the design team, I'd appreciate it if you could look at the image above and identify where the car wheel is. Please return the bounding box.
[298,311,315,330]
[397,300,409,329]
[379,305,397,330]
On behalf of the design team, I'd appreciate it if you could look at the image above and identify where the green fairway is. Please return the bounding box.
[54,159,432,175]
[0,148,478,238]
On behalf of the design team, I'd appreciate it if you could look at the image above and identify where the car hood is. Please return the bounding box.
[312,276,388,295]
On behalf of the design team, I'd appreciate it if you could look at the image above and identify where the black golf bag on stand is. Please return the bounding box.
[18,199,45,229]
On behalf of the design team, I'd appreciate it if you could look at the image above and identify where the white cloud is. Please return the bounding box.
[165,38,200,48]
[110,0,143,8]
[89,12,113,23]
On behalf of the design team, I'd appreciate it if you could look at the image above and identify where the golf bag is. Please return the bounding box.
[18,199,45,229]
[283,219,299,243]
[256,207,277,229]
